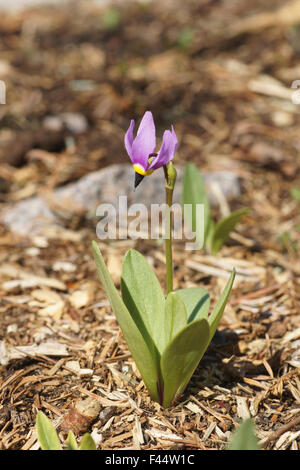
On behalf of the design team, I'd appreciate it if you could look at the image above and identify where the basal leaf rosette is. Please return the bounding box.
[92,242,235,407]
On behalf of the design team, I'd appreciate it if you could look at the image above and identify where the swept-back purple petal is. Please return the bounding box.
[124,119,135,160]
[171,125,178,154]
[131,111,156,168]
[148,128,177,170]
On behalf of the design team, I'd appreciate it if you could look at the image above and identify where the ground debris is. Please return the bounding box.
[0,0,299,451]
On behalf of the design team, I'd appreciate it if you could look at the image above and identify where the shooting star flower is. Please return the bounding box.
[124,111,178,188]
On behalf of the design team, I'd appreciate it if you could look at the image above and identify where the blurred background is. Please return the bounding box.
[0,0,300,451]
[1,0,300,231]
[0,0,300,213]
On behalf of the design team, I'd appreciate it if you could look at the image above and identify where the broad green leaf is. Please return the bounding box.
[204,218,215,252]
[92,241,160,401]
[182,163,211,244]
[208,269,235,343]
[160,319,210,408]
[79,433,97,450]
[208,208,250,255]
[66,430,78,450]
[121,249,166,353]
[164,293,187,345]
[228,418,260,450]
[36,411,62,450]
[175,287,210,323]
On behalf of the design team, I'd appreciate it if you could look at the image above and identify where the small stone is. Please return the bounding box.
[7,324,18,334]
[268,321,287,339]
[42,116,64,133]
[60,397,101,435]
[99,406,115,424]
[2,198,57,237]
[247,338,266,355]
[271,111,294,127]
[43,112,88,134]
[250,142,284,165]
[60,113,88,134]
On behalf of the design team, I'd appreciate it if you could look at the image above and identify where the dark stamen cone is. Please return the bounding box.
[134,172,145,189]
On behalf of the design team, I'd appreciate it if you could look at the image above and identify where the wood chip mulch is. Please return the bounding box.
[0,0,299,450]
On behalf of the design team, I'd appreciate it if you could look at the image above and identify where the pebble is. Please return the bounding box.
[43,112,88,134]
[0,0,71,11]
[268,321,287,339]
[60,397,101,435]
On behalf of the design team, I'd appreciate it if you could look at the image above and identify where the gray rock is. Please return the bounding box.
[2,195,58,236]
[60,113,89,134]
[0,0,71,11]
[0,0,121,12]
[1,164,241,237]
[43,113,88,134]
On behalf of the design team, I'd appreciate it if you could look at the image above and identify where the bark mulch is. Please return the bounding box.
[0,0,299,450]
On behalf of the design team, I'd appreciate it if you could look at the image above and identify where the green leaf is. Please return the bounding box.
[177,28,194,50]
[205,218,215,252]
[121,249,166,353]
[164,293,187,345]
[291,186,300,201]
[92,241,160,402]
[102,7,122,31]
[175,287,210,323]
[208,208,250,255]
[36,411,62,450]
[279,231,298,254]
[208,269,235,343]
[65,430,78,450]
[182,163,211,244]
[79,433,97,451]
[160,319,210,408]
[228,418,261,450]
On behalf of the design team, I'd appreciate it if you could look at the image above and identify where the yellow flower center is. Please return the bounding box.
[133,163,154,176]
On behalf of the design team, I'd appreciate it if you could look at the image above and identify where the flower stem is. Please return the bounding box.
[163,163,177,295]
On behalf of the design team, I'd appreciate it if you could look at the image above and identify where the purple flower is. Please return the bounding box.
[124,111,178,188]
